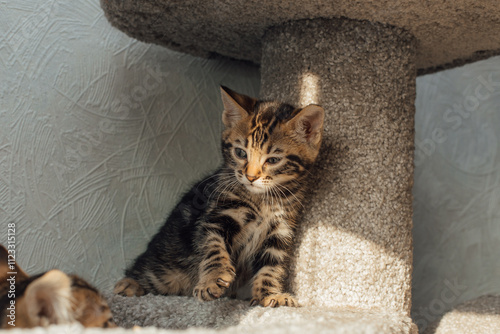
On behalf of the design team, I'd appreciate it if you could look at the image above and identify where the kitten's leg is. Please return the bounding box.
[193,233,236,301]
[113,277,145,297]
[250,235,298,307]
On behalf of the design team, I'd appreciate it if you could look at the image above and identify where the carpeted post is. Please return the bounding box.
[261,18,416,315]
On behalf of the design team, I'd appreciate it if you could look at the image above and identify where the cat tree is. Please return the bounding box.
[100,1,500,333]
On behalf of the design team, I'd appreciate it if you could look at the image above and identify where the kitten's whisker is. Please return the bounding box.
[270,185,276,208]
[269,186,283,214]
[272,185,291,210]
[209,177,237,203]
[200,172,236,195]
[275,183,304,209]
[276,187,287,214]
[208,179,230,199]
[223,180,240,202]
[215,179,240,204]
[198,172,234,186]
[213,180,234,204]
[265,184,271,209]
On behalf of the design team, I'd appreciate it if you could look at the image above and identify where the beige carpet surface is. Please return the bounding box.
[424,294,500,334]
[107,294,416,333]
[7,294,417,334]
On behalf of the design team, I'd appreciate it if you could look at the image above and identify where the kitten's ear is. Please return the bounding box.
[24,270,74,327]
[220,86,256,128]
[290,104,325,147]
[0,244,29,281]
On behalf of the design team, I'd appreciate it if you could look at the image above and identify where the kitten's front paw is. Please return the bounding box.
[193,268,235,301]
[250,293,298,308]
[114,278,145,297]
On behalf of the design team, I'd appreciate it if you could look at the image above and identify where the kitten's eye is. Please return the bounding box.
[234,148,247,159]
[266,157,281,164]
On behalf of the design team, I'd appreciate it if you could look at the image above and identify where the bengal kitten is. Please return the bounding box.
[114,86,324,307]
[0,245,115,329]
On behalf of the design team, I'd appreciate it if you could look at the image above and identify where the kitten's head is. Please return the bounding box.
[220,86,324,195]
[0,245,115,329]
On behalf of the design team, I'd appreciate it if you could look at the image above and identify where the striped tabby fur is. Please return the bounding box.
[114,87,324,307]
[0,245,115,329]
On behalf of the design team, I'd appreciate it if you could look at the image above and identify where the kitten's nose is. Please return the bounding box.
[246,174,259,183]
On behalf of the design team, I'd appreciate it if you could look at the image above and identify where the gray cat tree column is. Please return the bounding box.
[260,18,416,314]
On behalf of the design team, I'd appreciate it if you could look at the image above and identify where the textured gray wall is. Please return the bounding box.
[0,0,259,290]
[412,56,500,330]
[1,0,498,330]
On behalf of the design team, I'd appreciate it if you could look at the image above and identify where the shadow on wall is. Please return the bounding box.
[412,58,500,332]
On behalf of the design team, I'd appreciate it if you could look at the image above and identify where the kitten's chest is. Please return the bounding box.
[234,205,288,263]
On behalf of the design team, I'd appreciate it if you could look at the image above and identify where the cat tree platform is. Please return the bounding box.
[98,1,500,333]
[424,294,500,334]
[100,1,500,74]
